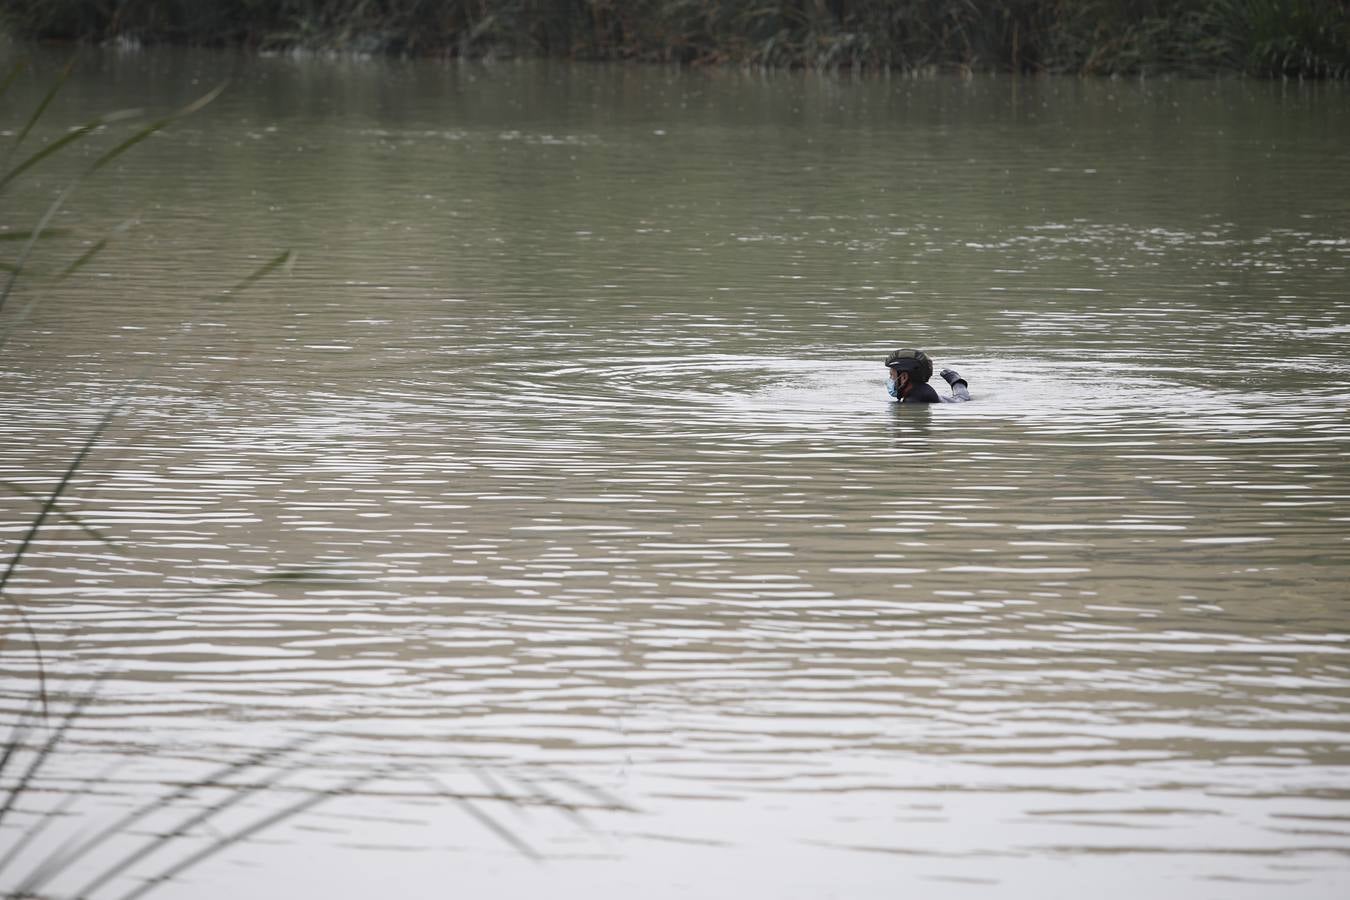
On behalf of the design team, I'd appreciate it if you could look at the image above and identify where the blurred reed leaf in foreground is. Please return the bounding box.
[0,64,633,899]
[0,690,633,898]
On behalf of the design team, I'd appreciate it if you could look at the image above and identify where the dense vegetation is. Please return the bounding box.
[2,0,1349,77]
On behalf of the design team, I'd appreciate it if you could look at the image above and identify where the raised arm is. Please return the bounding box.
[940,368,971,402]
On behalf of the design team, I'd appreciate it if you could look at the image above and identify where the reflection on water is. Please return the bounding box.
[2,52,1349,898]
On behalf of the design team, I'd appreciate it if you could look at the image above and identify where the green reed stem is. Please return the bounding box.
[0,687,99,832]
[17,736,312,898]
[11,59,74,155]
[0,59,27,102]
[109,773,381,900]
[224,249,294,297]
[0,479,119,547]
[0,396,126,714]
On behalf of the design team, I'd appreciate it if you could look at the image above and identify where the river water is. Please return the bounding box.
[2,49,1349,899]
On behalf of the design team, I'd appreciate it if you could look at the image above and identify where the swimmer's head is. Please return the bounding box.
[884,348,933,384]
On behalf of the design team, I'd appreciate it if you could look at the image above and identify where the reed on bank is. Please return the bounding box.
[3,0,1348,78]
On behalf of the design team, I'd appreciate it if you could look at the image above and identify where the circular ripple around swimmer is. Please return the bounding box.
[525,353,1317,436]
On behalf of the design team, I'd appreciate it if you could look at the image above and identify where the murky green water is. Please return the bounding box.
[2,49,1349,898]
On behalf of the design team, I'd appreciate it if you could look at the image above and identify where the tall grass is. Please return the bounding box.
[2,691,631,898]
[0,67,312,895]
[1,68,632,895]
[1,0,1347,77]
[1214,0,1350,77]
[0,63,232,717]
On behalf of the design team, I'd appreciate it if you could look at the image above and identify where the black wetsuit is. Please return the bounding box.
[900,383,942,404]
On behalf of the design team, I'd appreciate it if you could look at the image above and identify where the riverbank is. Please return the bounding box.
[3,0,1348,79]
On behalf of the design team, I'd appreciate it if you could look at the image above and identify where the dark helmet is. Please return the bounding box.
[884,348,933,383]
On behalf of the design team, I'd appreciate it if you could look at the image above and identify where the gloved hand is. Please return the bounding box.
[940,368,967,387]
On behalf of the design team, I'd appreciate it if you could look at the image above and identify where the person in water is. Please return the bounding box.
[885,348,971,403]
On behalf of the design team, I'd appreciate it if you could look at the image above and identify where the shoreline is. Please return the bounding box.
[2,1,1347,80]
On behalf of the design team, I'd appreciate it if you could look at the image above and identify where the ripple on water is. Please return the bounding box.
[3,61,1350,899]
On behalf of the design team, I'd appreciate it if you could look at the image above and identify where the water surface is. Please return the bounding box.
[2,51,1349,899]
